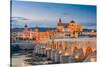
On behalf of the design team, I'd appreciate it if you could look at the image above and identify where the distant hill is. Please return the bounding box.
[82,29,96,32]
[11,28,24,32]
[10,27,56,32]
[10,27,96,32]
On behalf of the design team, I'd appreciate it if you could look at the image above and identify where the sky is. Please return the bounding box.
[11,0,96,29]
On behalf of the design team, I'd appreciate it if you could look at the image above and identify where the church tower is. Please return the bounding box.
[59,18,62,23]
[57,18,64,31]
[24,24,28,31]
[57,18,62,26]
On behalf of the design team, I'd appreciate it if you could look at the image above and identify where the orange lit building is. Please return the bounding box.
[14,18,96,41]
[57,18,82,38]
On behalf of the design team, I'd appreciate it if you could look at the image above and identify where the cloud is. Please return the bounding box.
[11,16,51,28]
[11,17,33,23]
[77,22,96,29]
[11,17,32,28]
[78,22,96,26]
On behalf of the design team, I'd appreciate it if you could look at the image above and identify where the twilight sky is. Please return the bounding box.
[11,0,96,29]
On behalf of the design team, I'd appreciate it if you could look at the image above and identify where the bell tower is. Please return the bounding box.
[58,18,62,26]
[59,18,62,23]
[24,24,28,31]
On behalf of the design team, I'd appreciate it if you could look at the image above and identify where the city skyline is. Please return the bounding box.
[11,1,96,29]
[11,1,97,66]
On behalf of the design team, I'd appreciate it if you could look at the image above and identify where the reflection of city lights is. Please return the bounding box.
[75,55,79,59]
[59,51,62,54]
[64,52,69,56]
[90,57,96,62]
